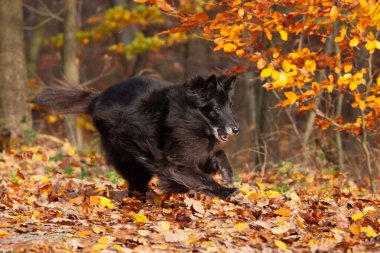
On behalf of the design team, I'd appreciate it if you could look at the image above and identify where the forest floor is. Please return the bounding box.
[0,139,380,252]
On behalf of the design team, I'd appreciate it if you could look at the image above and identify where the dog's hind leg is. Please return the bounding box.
[110,157,153,196]
[158,166,239,199]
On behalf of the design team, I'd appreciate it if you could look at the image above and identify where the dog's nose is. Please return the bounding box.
[232,126,239,134]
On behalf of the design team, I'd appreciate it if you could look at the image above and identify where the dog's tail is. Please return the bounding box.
[32,87,100,114]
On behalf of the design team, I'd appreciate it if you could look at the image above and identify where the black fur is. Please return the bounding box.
[32,74,240,199]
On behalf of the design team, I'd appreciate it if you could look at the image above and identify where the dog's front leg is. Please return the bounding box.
[213,150,234,187]
[159,166,239,199]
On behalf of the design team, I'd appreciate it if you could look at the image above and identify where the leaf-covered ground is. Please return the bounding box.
[1,140,380,252]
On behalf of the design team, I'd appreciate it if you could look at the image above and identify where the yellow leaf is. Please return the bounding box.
[274,209,291,217]
[275,239,288,250]
[359,100,366,111]
[273,72,288,88]
[234,222,250,232]
[361,226,378,237]
[351,213,364,221]
[240,187,249,195]
[260,67,273,78]
[132,213,150,223]
[344,64,353,73]
[282,91,298,105]
[256,181,265,190]
[265,190,281,198]
[98,196,115,208]
[48,115,58,123]
[326,84,334,93]
[93,244,108,250]
[349,38,359,47]
[365,40,380,54]
[212,198,220,204]
[304,60,316,74]
[334,28,346,43]
[330,6,338,21]
[236,49,245,57]
[279,30,288,41]
[349,82,358,91]
[114,244,122,251]
[223,43,237,53]
[98,236,116,244]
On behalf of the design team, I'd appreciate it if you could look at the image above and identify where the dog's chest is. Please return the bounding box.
[164,136,217,166]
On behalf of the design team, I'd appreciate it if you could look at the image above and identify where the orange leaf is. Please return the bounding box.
[257,58,266,70]
[274,209,291,217]
[157,0,175,12]
[76,231,93,237]
[264,29,272,40]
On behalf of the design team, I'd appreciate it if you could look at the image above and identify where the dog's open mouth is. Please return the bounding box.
[217,129,228,142]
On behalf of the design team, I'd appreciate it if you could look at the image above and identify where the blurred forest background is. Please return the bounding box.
[0,0,379,186]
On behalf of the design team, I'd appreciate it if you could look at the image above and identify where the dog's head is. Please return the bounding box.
[185,74,239,142]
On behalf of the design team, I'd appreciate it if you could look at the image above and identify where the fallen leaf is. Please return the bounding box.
[132,213,150,223]
[274,209,291,217]
[234,222,250,232]
[184,198,205,214]
[165,231,189,242]
[76,230,93,237]
[360,226,377,237]
[275,239,288,250]
[0,230,11,238]
[351,213,364,221]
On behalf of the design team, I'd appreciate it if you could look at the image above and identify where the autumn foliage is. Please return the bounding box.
[1,141,380,252]
[150,0,380,136]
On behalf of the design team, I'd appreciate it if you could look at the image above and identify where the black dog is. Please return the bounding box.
[33,74,240,199]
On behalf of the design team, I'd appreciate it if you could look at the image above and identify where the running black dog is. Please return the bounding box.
[33,74,240,199]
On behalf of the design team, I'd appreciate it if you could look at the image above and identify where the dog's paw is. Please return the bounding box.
[218,187,240,200]
[228,187,240,197]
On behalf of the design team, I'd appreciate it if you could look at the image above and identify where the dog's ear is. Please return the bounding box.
[186,74,218,95]
[205,74,218,90]
[223,75,237,91]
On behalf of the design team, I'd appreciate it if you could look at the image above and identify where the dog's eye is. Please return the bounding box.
[215,106,222,112]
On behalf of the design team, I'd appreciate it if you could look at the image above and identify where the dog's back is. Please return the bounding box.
[95,77,172,107]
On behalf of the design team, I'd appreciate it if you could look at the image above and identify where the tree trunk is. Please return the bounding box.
[0,0,31,132]
[63,0,81,145]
